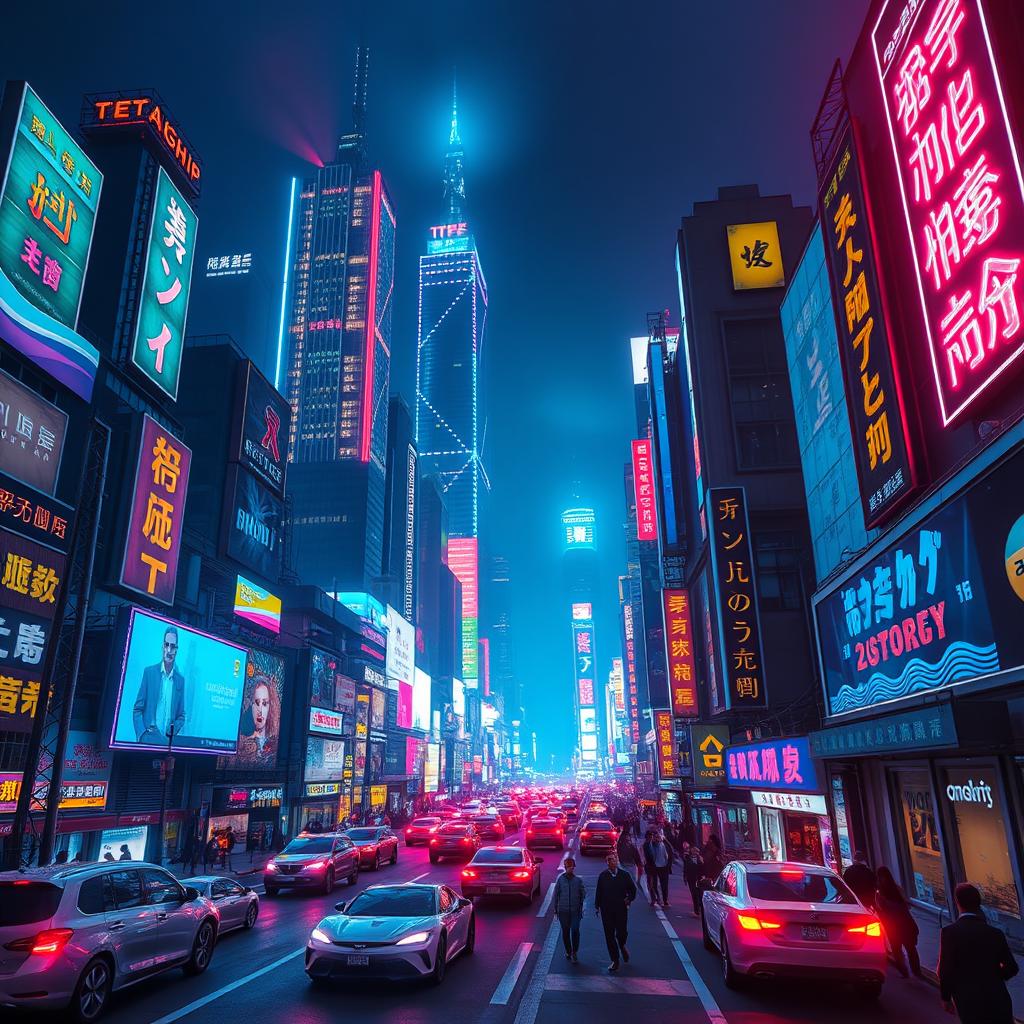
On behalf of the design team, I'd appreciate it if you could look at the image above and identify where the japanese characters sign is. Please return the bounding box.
[663,589,699,718]
[690,723,730,783]
[120,414,191,605]
[0,370,66,496]
[574,618,596,708]
[820,127,915,527]
[0,530,65,620]
[751,790,827,816]
[130,167,198,401]
[726,221,786,290]
[204,252,252,277]
[872,0,1024,424]
[233,362,289,497]
[725,736,819,792]
[631,438,658,541]
[0,665,42,733]
[654,709,677,778]
[708,487,768,709]
[0,470,72,553]
[810,703,957,757]
[622,601,641,744]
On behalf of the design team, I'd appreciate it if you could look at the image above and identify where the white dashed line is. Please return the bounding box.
[490,941,534,1004]
[656,908,729,1024]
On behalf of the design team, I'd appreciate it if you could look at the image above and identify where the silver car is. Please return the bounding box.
[305,883,474,985]
[182,876,259,933]
[0,861,219,1022]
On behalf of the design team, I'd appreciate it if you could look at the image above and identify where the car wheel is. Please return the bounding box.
[701,912,715,951]
[244,901,259,930]
[184,919,216,976]
[348,864,359,886]
[429,854,439,864]
[464,915,476,955]
[323,868,335,895]
[720,931,741,990]
[430,934,448,986]
[374,852,381,871]
[72,957,112,1023]
[391,845,398,865]
[860,980,883,1001]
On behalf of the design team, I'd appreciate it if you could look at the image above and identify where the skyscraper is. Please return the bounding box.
[416,81,488,688]
[283,48,397,590]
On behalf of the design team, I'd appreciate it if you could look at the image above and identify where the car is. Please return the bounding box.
[701,861,886,997]
[305,883,474,985]
[460,847,543,903]
[345,827,400,870]
[525,817,566,850]
[561,800,580,822]
[460,801,483,817]
[404,817,442,846]
[470,814,506,841]
[264,832,360,895]
[579,819,619,855]
[495,805,522,830]
[0,862,219,1023]
[182,876,259,933]
[429,823,481,863]
[435,805,461,821]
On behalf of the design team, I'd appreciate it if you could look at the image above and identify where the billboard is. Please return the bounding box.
[222,465,282,580]
[690,723,730,783]
[0,369,66,495]
[0,729,111,814]
[572,602,592,621]
[573,618,596,716]
[120,415,191,605]
[0,470,72,553]
[221,647,284,768]
[726,736,819,792]
[233,575,281,634]
[412,667,431,732]
[109,608,248,754]
[425,742,440,793]
[309,706,344,736]
[385,604,414,690]
[819,126,914,527]
[562,507,595,549]
[663,589,698,717]
[726,221,786,290]
[872,0,1024,425]
[708,487,767,709]
[130,166,198,401]
[654,709,677,778]
[448,537,479,686]
[631,439,658,541]
[233,361,288,496]
[304,736,345,782]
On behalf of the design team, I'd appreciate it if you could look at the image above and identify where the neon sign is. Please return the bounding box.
[872,0,1024,424]
[631,439,658,541]
[662,589,699,717]
[429,222,467,239]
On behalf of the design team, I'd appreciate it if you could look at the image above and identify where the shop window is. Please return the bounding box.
[754,530,802,610]
[892,768,947,908]
[831,772,868,872]
[758,807,784,861]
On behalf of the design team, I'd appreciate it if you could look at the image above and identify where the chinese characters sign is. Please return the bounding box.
[0,470,72,553]
[708,488,768,709]
[130,167,198,401]
[810,703,957,757]
[663,589,699,717]
[725,736,819,792]
[820,128,914,526]
[574,619,596,710]
[0,370,66,497]
[654,709,677,778]
[205,253,252,277]
[631,439,658,541]
[234,362,289,497]
[872,0,1024,423]
[726,221,786,290]
[622,601,640,744]
[120,415,191,605]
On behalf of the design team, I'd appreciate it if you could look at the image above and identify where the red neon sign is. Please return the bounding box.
[663,590,699,718]
[631,439,658,541]
[654,709,677,778]
[872,0,1024,424]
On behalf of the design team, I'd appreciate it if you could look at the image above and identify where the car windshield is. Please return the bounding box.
[346,888,436,917]
[587,821,613,831]
[0,881,62,925]
[412,818,439,827]
[473,850,524,865]
[283,837,333,855]
[473,815,496,823]
[747,871,857,904]
[346,829,379,841]
[439,825,471,836]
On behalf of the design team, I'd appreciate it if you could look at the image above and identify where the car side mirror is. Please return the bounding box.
[458,897,472,908]
[334,900,348,913]
[183,886,200,901]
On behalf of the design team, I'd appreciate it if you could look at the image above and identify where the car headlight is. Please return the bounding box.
[311,927,332,944]
[396,930,431,946]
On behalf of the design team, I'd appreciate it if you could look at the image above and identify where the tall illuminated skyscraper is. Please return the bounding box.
[416,81,488,687]
[282,48,397,590]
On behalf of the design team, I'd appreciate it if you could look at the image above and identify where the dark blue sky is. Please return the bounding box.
[0,1,869,764]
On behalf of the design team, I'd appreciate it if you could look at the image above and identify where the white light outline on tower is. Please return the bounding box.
[275,176,297,391]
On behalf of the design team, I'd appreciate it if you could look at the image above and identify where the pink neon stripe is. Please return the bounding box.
[360,170,383,462]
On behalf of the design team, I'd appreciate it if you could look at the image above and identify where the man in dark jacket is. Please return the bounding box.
[643,828,677,908]
[553,857,586,962]
[595,851,637,973]
[938,883,1018,1023]
[842,851,877,909]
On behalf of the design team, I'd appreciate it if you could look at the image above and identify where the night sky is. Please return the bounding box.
[0,1,869,764]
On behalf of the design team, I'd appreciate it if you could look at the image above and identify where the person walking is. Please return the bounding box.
[938,883,1018,1023]
[554,857,586,963]
[595,851,637,973]
[643,827,677,908]
[701,834,725,882]
[843,850,878,909]
[224,828,236,872]
[875,866,921,978]
[682,842,704,917]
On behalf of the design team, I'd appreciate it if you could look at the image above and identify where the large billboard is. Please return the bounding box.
[562,507,595,549]
[448,537,478,686]
[120,415,191,605]
[631,439,658,541]
[130,166,198,401]
[305,736,345,782]
[109,608,248,754]
[0,369,66,495]
[385,604,414,689]
[412,667,431,733]
[573,618,596,709]
[222,465,282,581]
[232,361,288,497]
[663,589,699,717]
[233,575,281,634]
[872,0,1024,425]
[220,647,284,769]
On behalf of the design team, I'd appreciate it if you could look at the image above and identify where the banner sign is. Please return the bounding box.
[0,469,72,553]
[233,361,288,496]
[631,438,658,541]
[725,736,819,792]
[233,575,281,633]
[810,703,957,758]
[690,723,730,783]
[663,589,699,717]
[654,709,677,778]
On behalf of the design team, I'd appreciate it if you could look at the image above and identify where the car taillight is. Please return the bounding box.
[406,828,412,834]
[265,861,278,872]
[5,928,75,955]
[526,829,533,836]
[461,838,471,844]
[510,870,531,880]
[848,921,883,938]
[581,831,589,839]
[462,869,477,879]
[736,914,782,931]
[430,838,439,845]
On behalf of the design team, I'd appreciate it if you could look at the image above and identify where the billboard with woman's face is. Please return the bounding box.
[221,648,285,768]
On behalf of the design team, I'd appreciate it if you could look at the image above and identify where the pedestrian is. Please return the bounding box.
[224,828,236,871]
[118,844,132,861]
[939,883,1018,1023]
[682,842,703,917]
[595,851,637,974]
[643,827,675,909]
[701,834,724,882]
[843,850,878,909]
[53,849,68,864]
[874,866,921,978]
[205,835,218,871]
[554,857,586,963]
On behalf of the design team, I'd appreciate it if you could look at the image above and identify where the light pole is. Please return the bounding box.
[156,725,175,866]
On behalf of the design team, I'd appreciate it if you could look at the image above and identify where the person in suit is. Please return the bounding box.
[133,625,185,743]
[938,883,1018,1023]
[595,851,637,973]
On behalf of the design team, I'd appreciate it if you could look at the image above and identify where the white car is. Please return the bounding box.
[305,883,474,985]
[701,861,886,998]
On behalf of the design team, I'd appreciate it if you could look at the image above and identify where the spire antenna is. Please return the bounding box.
[353,45,369,138]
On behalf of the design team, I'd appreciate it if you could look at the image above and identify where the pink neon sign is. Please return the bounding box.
[872,0,1024,424]
[631,439,658,541]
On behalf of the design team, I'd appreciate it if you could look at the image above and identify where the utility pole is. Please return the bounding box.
[156,725,175,866]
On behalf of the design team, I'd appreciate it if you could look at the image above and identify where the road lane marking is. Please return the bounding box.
[546,975,696,996]
[408,871,429,881]
[655,908,728,1024]
[148,947,305,1024]
[513,918,559,1024]
[490,941,534,1004]
[536,881,555,917]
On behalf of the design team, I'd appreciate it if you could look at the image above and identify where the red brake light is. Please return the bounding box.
[8,928,76,955]
[430,838,439,845]
[406,828,412,834]
[510,870,531,880]
[526,829,533,836]
[779,869,804,879]
[461,838,471,844]
[848,921,883,937]
[736,914,781,931]
[462,869,477,879]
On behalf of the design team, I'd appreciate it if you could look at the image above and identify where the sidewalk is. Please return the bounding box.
[162,852,273,881]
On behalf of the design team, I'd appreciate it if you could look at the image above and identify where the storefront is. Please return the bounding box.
[209,785,283,852]
[686,788,759,859]
[297,782,342,833]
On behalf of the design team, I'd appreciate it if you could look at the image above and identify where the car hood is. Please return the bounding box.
[318,914,438,942]
[274,853,323,865]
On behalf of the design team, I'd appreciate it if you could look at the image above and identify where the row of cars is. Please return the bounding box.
[262,827,401,896]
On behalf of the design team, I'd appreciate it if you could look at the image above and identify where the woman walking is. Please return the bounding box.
[875,866,922,978]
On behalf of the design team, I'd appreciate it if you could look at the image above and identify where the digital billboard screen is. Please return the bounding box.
[233,575,281,633]
[412,667,431,732]
[220,647,284,769]
[0,369,66,496]
[233,361,289,496]
[109,608,248,755]
[222,465,282,580]
[305,736,345,782]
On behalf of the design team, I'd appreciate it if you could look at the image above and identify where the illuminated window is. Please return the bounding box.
[753,530,802,610]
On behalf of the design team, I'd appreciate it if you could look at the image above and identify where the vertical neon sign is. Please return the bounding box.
[360,170,383,462]
[631,439,658,541]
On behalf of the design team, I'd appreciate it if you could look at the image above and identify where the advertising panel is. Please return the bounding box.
[663,589,699,717]
[573,619,595,710]
[412,667,431,732]
[355,689,370,739]
[385,604,414,690]
[0,370,66,495]
[309,706,344,736]
[572,602,592,620]
[631,439,658,541]
[109,608,247,754]
[304,737,345,783]
[120,415,191,605]
[725,737,819,792]
[820,126,914,527]
[233,361,288,496]
[130,166,197,401]
[219,647,284,769]
[726,221,786,290]
[872,0,1024,425]
[562,507,596,549]
[654,709,677,778]
[0,729,111,813]
[397,681,412,730]
[708,487,767,709]
[690,724,730,784]
[233,575,281,633]
[448,537,478,686]
[370,687,385,734]
[222,465,282,580]
[810,703,957,758]
[424,742,440,793]
[0,469,72,552]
